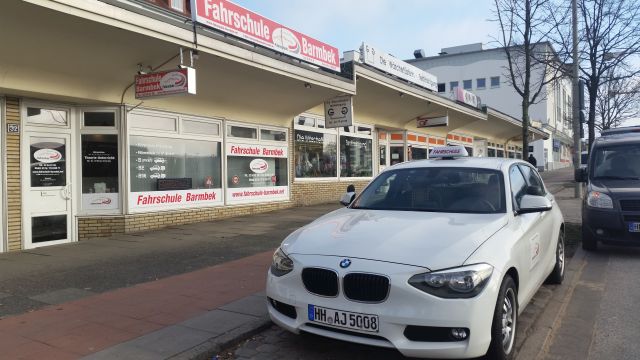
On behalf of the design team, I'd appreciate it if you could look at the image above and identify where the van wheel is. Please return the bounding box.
[581,225,598,251]
[546,230,565,284]
[486,275,517,360]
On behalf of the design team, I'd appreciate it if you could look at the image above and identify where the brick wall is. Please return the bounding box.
[5,98,21,251]
[291,181,369,206]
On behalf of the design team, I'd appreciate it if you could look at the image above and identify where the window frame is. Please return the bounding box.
[463,79,472,90]
[490,76,500,88]
[476,78,486,89]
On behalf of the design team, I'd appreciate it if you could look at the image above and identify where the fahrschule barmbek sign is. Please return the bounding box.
[193,0,340,72]
[361,42,437,92]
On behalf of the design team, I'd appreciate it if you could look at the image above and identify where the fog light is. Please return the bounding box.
[451,328,468,340]
[596,228,604,236]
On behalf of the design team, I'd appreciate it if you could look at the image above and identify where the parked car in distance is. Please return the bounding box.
[267,146,565,359]
[575,129,640,251]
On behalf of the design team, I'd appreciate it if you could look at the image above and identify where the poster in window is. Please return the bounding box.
[82,134,119,210]
[226,142,289,204]
[30,140,66,187]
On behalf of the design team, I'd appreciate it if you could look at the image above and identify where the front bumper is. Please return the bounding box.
[266,254,501,359]
[583,206,640,245]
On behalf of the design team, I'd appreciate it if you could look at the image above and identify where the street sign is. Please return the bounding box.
[417,115,448,128]
[324,95,354,128]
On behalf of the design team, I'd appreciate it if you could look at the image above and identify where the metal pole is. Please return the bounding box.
[572,0,582,198]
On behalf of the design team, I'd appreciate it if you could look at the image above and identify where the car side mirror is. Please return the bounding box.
[339,184,356,206]
[517,195,552,214]
[574,168,587,183]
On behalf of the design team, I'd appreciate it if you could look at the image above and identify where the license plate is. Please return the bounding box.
[308,304,379,333]
[629,222,640,232]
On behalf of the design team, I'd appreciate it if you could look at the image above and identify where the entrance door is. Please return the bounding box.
[23,133,73,248]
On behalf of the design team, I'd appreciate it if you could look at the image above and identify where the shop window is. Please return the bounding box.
[497,149,505,157]
[477,78,486,89]
[463,80,472,90]
[82,134,119,210]
[491,76,500,88]
[261,129,287,142]
[130,112,177,131]
[226,126,289,204]
[450,81,459,90]
[30,137,66,187]
[26,107,68,126]
[84,112,115,127]
[379,145,387,166]
[488,148,496,157]
[170,0,184,11]
[437,83,446,93]
[227,125,258,139]
[183,119,220,136]
[297,115,315,127]
[294,130,337,178]
[340,136,373,177]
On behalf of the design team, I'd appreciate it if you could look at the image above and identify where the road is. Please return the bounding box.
[538,246,640,360]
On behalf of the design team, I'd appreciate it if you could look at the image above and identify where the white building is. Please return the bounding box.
[408,43,574,170]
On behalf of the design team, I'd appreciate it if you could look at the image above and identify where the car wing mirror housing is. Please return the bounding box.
[340,184,356,206]
[574,168,587,183]
[517,195,552,214]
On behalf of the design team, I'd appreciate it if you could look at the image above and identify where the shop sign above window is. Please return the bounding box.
[324,95,353,128]
[416,115,448,128]
[361,42,437,92]
[193,0,340,72]
[455,87,482,109]
[135,67,196,99]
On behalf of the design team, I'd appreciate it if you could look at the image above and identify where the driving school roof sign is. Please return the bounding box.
[135,67,196,99]
[193,0,340,72]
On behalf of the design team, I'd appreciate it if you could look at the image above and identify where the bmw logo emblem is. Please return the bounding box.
[339,259,352,268]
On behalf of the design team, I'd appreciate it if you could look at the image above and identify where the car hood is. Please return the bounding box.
[282,208,508,270]
[590,179,640,197]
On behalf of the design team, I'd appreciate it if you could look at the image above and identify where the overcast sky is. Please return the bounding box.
[232,0,497,60]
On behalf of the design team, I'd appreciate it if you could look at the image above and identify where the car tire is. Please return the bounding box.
[487,275,517,360]
[546,230,565,284]
[581,224,598,251]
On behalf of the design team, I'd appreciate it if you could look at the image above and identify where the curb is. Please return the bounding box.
[516,247,587,360]
[171,316,273,360]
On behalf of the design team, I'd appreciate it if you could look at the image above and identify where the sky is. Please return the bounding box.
[232,0,497,60]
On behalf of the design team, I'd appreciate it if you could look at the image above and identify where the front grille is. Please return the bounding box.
[343,273,390,303]
[624,215,640,222]
[305,323,389,342]
[302,268,339,297]
[620,200,640,211]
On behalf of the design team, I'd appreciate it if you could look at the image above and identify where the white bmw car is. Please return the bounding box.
[266,147,565,359]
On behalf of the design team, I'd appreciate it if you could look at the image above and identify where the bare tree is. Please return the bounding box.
[493,0,570,159]
[552,0,640,148]
[595,71,640,130]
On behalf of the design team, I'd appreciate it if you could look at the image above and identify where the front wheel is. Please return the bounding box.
[546,230,565,284]
[486,275,517,360]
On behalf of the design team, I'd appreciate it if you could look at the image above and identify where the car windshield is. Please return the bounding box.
[352,167,505,213]
[592,144,640,180]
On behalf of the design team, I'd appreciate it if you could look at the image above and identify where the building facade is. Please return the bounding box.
[408,43,574,171]
[0,0,545,252]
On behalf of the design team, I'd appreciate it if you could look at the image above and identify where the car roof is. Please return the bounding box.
[601,126,640,136]
[387,157,526,171]
[594,132,640,147]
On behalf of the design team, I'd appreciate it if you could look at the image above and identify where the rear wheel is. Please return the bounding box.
[546,230,565,284]
[487,275,517,360]
[581,224,598,251]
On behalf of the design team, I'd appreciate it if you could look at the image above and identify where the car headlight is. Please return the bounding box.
[270,247,294,277]
[587,191,614,209]
[408,263,493,299]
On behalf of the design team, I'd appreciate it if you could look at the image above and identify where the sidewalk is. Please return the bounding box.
[0,203,340,359]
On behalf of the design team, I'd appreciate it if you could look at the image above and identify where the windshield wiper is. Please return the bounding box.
[594,175,640,180]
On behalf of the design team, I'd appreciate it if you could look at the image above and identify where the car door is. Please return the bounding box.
[508,165,548,304]
[518,164,556,276]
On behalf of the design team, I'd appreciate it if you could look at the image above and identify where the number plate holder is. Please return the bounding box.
[308,304,379,333]
[628,222,640,232]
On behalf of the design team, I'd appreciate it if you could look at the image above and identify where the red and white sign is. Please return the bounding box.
[129,189,223,212]
[455,87,481,109]
[226,185,288,204]
[417,115,448,128]
[193,0,340,72]
[82,193,119,211]
[226,143,287,158]
[135,67,196,99]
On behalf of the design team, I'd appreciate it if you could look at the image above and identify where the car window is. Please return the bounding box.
[509,166,528,209]
[591,144,640,179]
[518,165,546,196]
[352,167,505,213]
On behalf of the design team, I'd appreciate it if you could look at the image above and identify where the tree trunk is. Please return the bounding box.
[522,98,530,160]
[588,82,598,150]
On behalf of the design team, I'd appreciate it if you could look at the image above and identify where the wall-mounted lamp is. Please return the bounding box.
[304,83,312,89]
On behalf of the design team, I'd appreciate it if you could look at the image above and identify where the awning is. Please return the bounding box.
[455,107,548,143]
[1,0,355,126]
